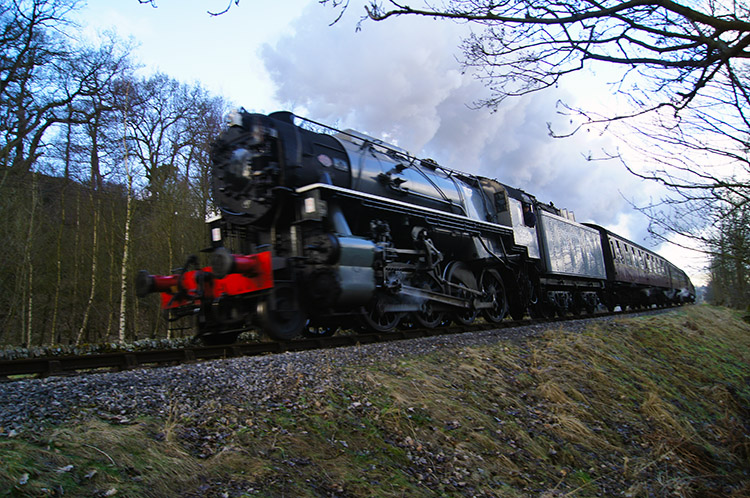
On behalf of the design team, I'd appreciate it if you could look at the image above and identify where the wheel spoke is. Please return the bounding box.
[445,262,478,326]
[412,276,446,328]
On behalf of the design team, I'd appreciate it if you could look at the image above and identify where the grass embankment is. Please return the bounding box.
[2,306,749,497]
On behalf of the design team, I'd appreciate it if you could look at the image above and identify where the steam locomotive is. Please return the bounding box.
[136,110,695,344]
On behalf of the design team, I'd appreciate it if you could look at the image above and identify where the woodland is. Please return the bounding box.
[2,0,227,345]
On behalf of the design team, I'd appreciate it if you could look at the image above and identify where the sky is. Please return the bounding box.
[75,0,708,284]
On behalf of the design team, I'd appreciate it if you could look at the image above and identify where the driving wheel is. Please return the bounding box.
[480,269,508,323]
[360,293,405,332]
[412,276,446,329]
[445,262,479,325]
[257,286,307,340]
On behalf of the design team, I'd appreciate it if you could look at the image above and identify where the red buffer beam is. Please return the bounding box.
[136,249,274,310]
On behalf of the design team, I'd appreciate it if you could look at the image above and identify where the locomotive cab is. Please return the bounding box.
[499,186,541,261]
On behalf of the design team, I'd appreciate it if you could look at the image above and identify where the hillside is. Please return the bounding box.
[2,306,748,497]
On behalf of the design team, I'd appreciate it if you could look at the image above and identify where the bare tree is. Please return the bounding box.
[121,74,197,196]
[116,79,135,344]
[705,204,750,307]
[362,2,749,111]
[364,5,748,209]
[0,0,91,172]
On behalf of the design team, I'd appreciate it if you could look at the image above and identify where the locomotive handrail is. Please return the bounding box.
[407,156,454,209]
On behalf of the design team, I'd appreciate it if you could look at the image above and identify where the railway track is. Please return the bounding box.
[0,307,678,380]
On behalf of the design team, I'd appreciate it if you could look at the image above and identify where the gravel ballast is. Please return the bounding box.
[0,312,665,435]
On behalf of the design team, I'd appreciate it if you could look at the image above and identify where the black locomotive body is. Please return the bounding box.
[137,110,695,343]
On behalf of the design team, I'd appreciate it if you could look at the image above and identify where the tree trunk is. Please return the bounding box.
[51,118,74,345]
[118,174,132,343]
[118,88,133,344]
[76,195,100,345]
[23,174,38,346]
[50,195,64,345]
[106,205,116,341]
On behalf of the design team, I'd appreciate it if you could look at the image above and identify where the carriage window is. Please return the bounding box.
[615,241,624,262]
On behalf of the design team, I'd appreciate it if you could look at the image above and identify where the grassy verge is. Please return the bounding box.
[2,306,748,497]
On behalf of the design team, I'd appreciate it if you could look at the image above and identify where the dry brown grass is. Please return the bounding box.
[361,306,750,496]
[44,420,201,497]
[537,380,585,412]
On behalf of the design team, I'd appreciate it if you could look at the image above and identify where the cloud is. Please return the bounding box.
[260,2,672,249]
